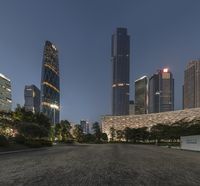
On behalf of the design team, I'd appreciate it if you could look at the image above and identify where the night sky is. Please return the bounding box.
[1,0,200,123]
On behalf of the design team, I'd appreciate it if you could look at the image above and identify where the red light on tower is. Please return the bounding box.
[163,68,169,73]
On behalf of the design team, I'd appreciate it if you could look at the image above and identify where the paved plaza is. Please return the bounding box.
[0,144,200,186]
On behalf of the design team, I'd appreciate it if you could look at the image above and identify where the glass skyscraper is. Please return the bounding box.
[24,85,40,113]
[148,68,174,113]
[41,41,60,124]
[0,73,12,112]
[112,28,130,115]
[183,60,200,109]
[135,76,148,115]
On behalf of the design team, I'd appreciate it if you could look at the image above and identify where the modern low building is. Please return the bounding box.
[0,73,12,112]
[41,41,60,124]
[148,68,174,113]
[181,135,200,151]
[183,60,200,109]
[102,108,200,138]
[24,85,40,113]
[135,76,148,114]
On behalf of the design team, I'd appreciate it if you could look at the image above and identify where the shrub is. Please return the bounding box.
[25,139,53,148]
[14,134,26,144]
[0,135,9,147]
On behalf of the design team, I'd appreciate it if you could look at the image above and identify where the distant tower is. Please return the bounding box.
[0,73,12,112]
[183,60,200,109]
[148,68,174,113]
[24,85,40,113]
[41,41,60,124]
[135,76,148,114]
[112,28,130,115]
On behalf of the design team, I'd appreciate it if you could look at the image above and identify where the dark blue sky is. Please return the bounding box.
[1,0,200,123]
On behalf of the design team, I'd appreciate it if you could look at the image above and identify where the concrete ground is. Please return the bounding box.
[0,144,200,186]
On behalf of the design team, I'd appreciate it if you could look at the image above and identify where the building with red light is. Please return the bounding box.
[148,68,174,113]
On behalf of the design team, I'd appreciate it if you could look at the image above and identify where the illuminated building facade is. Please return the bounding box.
[135,76,148,114]
[112,28,130,115]
[24,85,40,113]
[183,60,200,109]
[0,73,12,112]
[148,68,174,113]
[41,41,60,124]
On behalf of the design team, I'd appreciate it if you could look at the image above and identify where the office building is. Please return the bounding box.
[148,68,174,113]
[80,120,89,134]
[135,76,148,114]
[129,100,135,115]
[112,27,130,115]
[24,85,40,113]
[41,41,60,124]
[183,60,200,109]
[0,73,12,112]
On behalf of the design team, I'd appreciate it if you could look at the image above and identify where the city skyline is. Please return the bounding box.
[1,0,200,122]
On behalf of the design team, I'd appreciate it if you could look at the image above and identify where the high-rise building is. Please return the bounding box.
[24,85,40,113]
[0,73,12,112]
[183,60,200,109]
[112,28,130,115]
[135,76,148,114]
[80,120,89,134]
[41,41,60,124]
[129,100,135,115]
[148,68,174,113]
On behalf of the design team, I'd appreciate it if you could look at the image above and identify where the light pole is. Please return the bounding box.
[50,103,59,126]
[50,103,59,143]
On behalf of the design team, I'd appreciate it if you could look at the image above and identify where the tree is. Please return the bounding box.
[101,133,108,142]
[92,122,101,142]
[18,122,49,139]
[116,130,124,141]
[124,127,132,142]
[110,127,116,141]
[60,120,72,142]
[73,125,84,142]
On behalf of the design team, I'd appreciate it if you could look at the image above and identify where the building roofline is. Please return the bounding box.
[0,73,10,82]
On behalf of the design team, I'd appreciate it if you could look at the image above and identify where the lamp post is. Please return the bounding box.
[50,103,59,126]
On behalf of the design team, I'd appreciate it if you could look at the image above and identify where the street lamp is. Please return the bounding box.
[50,103,59,126]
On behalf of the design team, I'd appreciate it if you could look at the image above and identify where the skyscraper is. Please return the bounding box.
[0,73,12,112]
[183,60,200,109]
[24,85,40,113]
[41,41,60,124]
[148,68,174,113]
[112,28,130,115]
[80,120,89,134]
[135,76,148,115]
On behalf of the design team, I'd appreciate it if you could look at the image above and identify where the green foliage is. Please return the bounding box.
[55,120,72,142]
[92,122,101,142]
[83,133,96,143]
[0,135,9,147]
[14,134,26,144]
[18,122,49,139]
[73,124,84,142]
[25,139,52,148]
[110,127,116,141]
[101,133,108,142]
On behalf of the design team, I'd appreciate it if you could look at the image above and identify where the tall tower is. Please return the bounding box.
[183,60,200,109]
[24,85,40,113]
[112,28,130,115]
[135,76,148,115]
[41,41,60,124]
[148,68,174,113]
[0,73,12,112]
